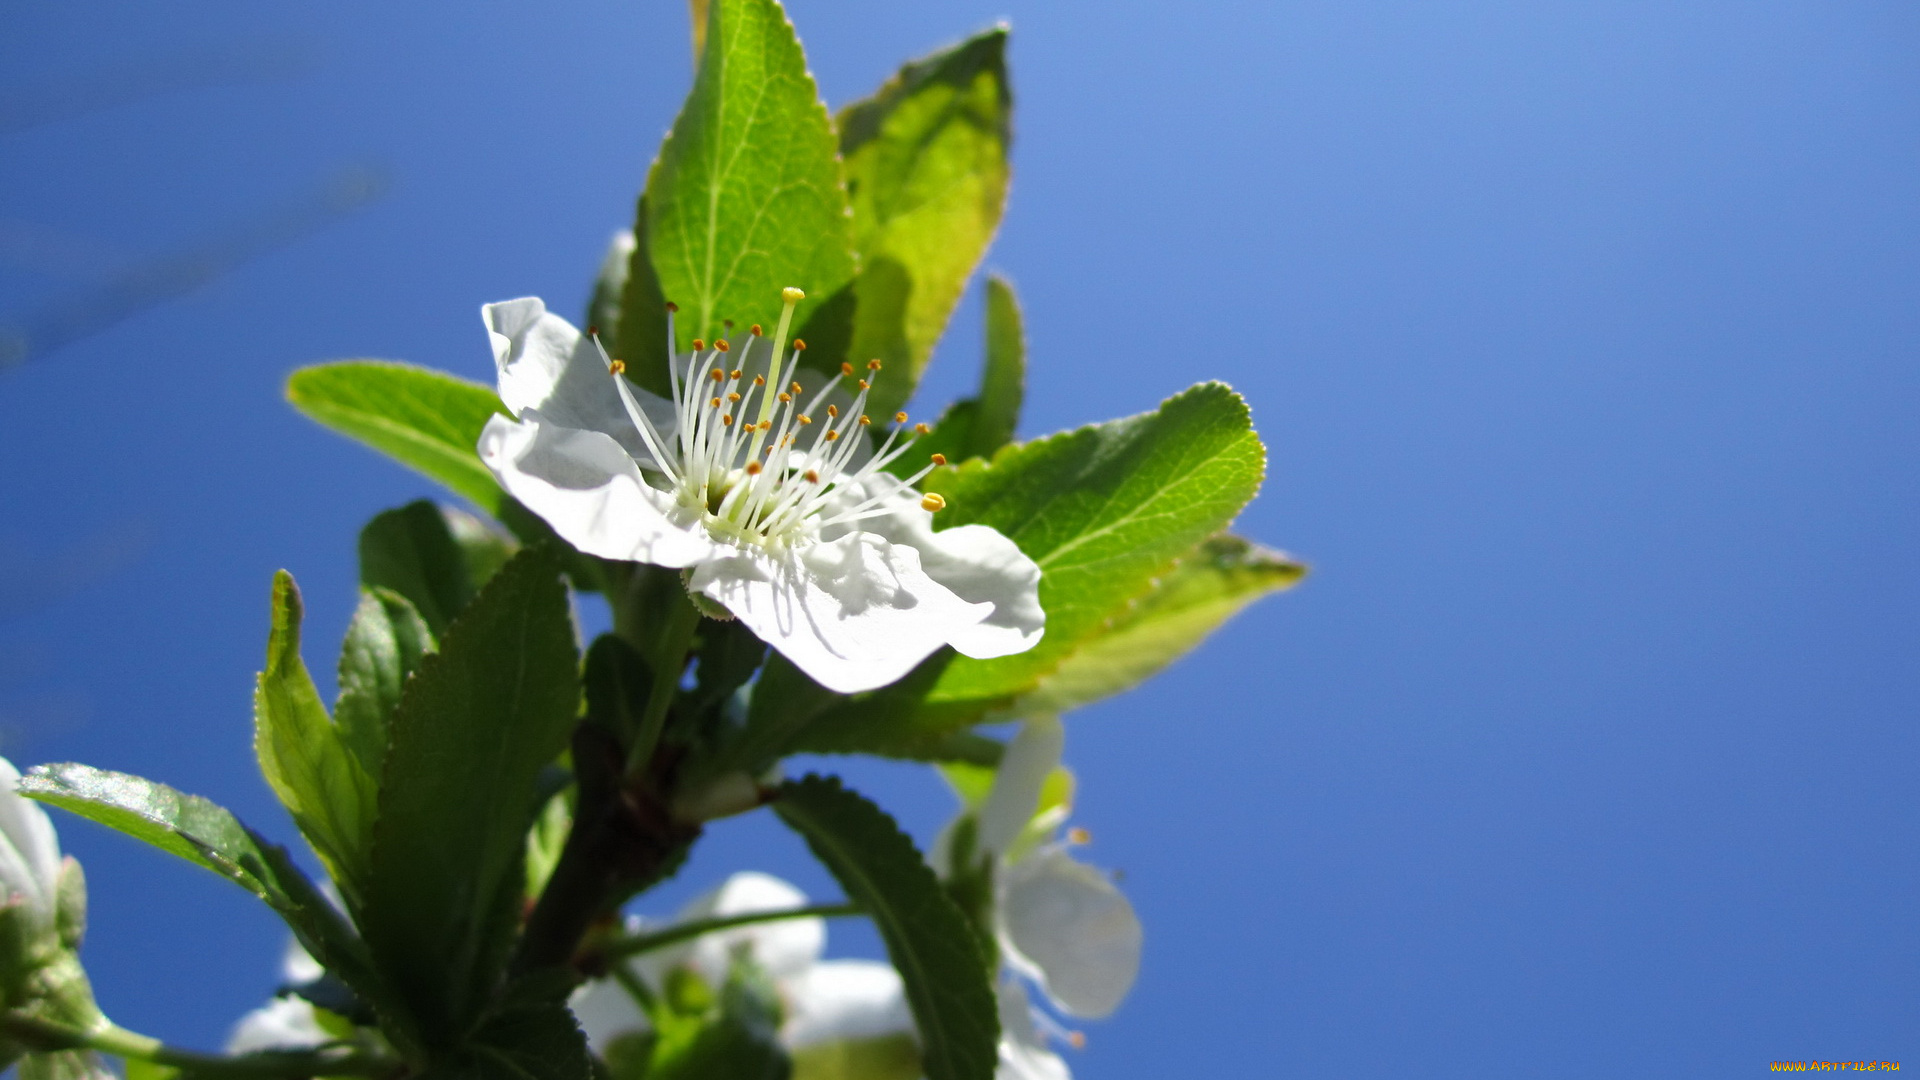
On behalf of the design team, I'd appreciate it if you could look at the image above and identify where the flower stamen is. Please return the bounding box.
[623,288,950,550]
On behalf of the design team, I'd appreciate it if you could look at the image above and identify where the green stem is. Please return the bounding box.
[0,1014,394,1078]
[609,962,658,1017]
[625,593,701,780]
[601,902,862,961]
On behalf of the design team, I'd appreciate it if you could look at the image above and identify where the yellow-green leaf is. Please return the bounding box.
[842,27,1013,417]
[1008,533,1305,716]
[286,362,508,514]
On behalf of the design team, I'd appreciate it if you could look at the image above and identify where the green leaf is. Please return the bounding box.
[444,1002,591,1080]
[695,652,835,780]
[18,1050,111,1080]
[924,382,1266,703]
[790,1034,921,1080]
[587,230,637,352]
[523,789,571,902]
[359,501,479,635]
[784,654,1001,760]
[889,272,1025,477]
[360,548,581,1046]
[286,361,508,514]
[841,27,1013,418]
[1008,533,1304,716]
[682,618,768,720]
[253,571,376,897]
[641,0,856,378]
[937,763,995,810]
[613,196,675,400]
[16,765,399,1038]
[333,587,433,797]
[973,273,1025,454]
[442,506,520,595]
[645,958,790,1080]
[775,776,997,1080]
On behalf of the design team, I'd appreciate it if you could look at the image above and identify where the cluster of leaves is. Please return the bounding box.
[14,1,1301,1077]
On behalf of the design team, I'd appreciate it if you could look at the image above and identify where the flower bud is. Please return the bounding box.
[0,758,104,1042]
[672,771,763,824]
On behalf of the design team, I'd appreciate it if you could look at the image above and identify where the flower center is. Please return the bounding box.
[594,288,948,551]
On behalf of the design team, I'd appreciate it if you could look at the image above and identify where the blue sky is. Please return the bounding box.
[2,1,1915,1075]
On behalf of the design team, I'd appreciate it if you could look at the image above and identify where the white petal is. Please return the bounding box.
[281,938,323,985]
[691,534,992,694]
[844,480,1043,659]
[596,231,636,301]
[480,412,722,567]
[483,297,676,464]
[996,979,1071,1080]
[568,978,651,1051]
[675,871,824,986]
[226,997,329,1054]
[998,847,1142,1019]
[977,718,1065,859]
[0,758,59,916]
[780,960,913,1049]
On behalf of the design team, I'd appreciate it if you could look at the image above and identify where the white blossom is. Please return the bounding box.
[994,978,1070,1080]
[979,720,1142,1021]
[570,871,912,1058]
[225,940,330,1054]
[947,717,1143,1079]
[477,292,1043,693]
[0,757,61,931]
[226,997,328,1056]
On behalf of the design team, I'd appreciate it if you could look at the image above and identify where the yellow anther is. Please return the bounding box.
[793,338,807,351]
[750,324,763,335]
[779,392,792,403]
[710,397,722,408]
[727,392,742,403]
[858,415,871,426]
[753,375,766,386]
[827,405,839,417]
[722,415,734,426]
[781,286,806,303]
[730,369,742,379]
[915,423,930,435]
[920,493,947,512]
[804,469,820,483]
[716,339,730,352]
[607,359,626,374]
[841,362,855,376]
[710,369,726,382]
[759,420,772,431]
[867,358,882,370]
[825,430,840,442]
[895,412,908,424]
[745,461,762,475]
[790,382,803,394]
[931,453,947,466]
[691,338,705,350]
[798,414,813,424]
